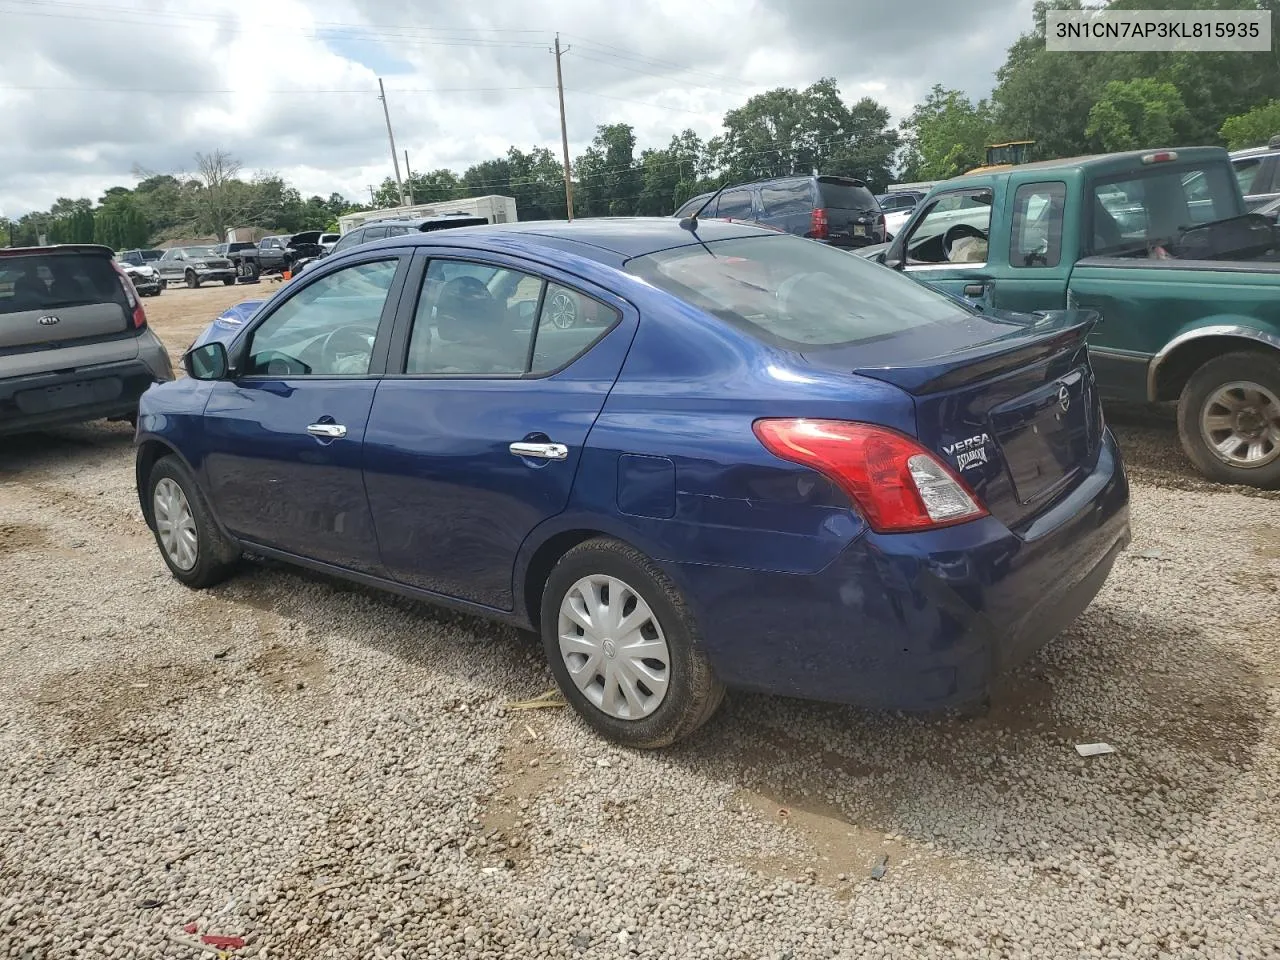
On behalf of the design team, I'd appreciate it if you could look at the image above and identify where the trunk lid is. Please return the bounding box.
[0,249,133,351]
[816,177,881,246]
[803,309,1104,530]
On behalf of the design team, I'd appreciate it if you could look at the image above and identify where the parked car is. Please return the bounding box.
[225,232,333,281]
[291,215,489,278]
[117,248,165,266]
[135,218,1130,747]
[1229,136,1280,211]
[1,244,173,435]
[876,190,927,239]
[115,257,164,296]
[862,146,1280,489]
[155,246,237,288]
[674,176,886,248]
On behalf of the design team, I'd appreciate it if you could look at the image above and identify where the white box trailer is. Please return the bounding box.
[338,195,517,234]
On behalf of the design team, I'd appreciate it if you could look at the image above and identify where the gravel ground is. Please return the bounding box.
[1,287,1278,959]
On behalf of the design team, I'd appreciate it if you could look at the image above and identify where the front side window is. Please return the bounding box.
[1010,182,1066,268]
[245,259,399,377]
[627,234,977,348]
[900,189,993,264]
[1232,156,1265,195]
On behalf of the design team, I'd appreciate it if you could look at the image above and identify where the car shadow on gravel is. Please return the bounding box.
[657,595,1266,872]
[0,421,135,474]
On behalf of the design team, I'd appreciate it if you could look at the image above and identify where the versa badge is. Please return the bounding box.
[943,433,992,472]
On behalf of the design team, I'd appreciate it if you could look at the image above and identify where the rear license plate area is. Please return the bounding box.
[15,377,122,414]
[990,371,1089,504]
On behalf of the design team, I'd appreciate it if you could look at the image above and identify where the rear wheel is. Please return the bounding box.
[242,260,260,281]
[540,537,724,748]
[1177,351,1280,489]
[185,270,200,289]
[147,456,241,588]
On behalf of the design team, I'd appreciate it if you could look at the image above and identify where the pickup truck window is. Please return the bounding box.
[1089,163,1237,256]
[1233,156,1267,196]
[1011,182,1066,269]
[902,189,993,265]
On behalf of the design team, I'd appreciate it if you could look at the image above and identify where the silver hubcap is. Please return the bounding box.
[548,291,578,329]
[153,477,198,571]
[557,575,671,720]
[1200,380,1280,469]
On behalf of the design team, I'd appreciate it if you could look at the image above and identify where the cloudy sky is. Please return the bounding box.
[0,0,1036,217]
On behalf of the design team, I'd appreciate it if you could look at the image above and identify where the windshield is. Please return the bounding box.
[626,234,976,348]
[182,246,217,257]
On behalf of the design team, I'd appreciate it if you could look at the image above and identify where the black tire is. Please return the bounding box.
[540,537,725,748]
[146,455,241,588]
[1177,350,1280,489]
[222,277,235,286]
[185,270,200,289]
[243,260,261,282]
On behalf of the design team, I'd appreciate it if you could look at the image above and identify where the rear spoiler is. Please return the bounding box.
[852,310,1098,394]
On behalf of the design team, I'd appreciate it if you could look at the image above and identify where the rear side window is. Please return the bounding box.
[1090,163,1238,254]
[363,226,389,241]
[717,189,753,219]
[0,254,127,316]
[1010,182,1066,268]
[531,284,618,374]
[816,179,877,212]
[760,182,811,216]
[627,234,973,348]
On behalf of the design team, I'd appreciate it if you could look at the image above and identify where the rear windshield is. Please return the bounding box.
[817,179,878,212]
[0,253,127,316]
[626,234,974,348]
[1090,163,1242,255]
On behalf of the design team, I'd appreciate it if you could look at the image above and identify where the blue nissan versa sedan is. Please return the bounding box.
[134,218,1130,747]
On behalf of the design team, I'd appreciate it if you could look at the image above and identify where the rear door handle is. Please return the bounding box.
[509,441,568,461]
[306,423,347,439]
[963,283,986,297]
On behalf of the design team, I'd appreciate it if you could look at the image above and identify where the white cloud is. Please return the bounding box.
[0,0,1035,216]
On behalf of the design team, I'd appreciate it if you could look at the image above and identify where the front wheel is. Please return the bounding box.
[185,270,200,289]
[540,537,725,748]
[147,456,241,588]
[1177,350,1280,489]
[222,277,235,286]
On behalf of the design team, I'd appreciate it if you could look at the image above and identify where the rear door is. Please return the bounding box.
[758,180,813,236]
[200,253,410,572]
[815,177,882,246]
[155,250,185,283]
[362,250,637,610]
[0,250,139,375]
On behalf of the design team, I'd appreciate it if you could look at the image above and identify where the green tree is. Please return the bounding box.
[1086,78,1189,151]
[899,85,996,181]
[1220,99,1280,148]
[637,129,706,216]
[574,124,641,216]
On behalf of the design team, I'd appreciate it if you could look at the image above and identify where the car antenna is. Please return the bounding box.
[679,183,730,234]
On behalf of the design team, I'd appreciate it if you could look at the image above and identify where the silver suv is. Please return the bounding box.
[0,244,173,435]
[155,245,236,288]
[1230,137,1280,211]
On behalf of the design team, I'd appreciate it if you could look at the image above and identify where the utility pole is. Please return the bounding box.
[377,78,407,207]
[368,184,376,205]
[404,150,414,205]
[552,33,575,221]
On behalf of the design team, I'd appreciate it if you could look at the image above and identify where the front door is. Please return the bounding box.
[898,186,998,310]
[201,254,408,572]
[362,252,636,609]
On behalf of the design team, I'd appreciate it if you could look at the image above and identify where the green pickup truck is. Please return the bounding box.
[864,146,1280,489]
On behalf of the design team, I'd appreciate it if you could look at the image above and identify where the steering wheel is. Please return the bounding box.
[943,222,988,260]
[319,324,375,373]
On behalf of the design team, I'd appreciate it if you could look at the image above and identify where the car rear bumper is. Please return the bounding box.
[668,430,1131,710]
[0,332,173,435]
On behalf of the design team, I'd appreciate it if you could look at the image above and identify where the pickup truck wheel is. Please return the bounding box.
[1178,351,1280,489]
[241,260,260,281]
[185,270,200,289]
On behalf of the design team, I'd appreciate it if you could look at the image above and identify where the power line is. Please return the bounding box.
[562,34,760,92]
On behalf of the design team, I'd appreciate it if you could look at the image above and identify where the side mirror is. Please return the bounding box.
[883,256,904,271]
[184,341,230,380]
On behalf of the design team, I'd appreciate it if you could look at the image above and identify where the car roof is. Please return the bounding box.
[358,216,778,261]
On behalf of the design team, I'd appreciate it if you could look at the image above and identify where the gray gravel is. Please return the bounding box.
[1,414,1278,960]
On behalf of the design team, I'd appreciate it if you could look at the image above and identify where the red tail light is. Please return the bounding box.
[110,260,147,330]
[753,419,987,533]
[809,207,829,240]
[876,213,886,233]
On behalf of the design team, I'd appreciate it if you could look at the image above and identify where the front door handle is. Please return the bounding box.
[963,282,986,297]
[509,441,568,461]
[307,423,347,439]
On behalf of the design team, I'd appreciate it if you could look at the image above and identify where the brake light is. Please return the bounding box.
[753,419,987,533]
[876,213,886,233]
[110,260,147,329]
[810,207,829,240]
[1140,151,1178,164]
